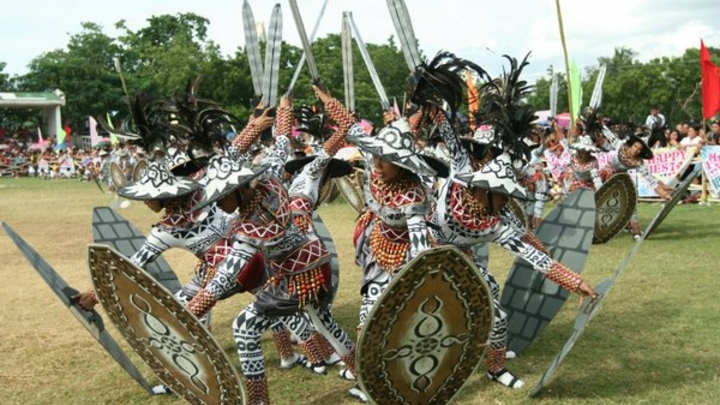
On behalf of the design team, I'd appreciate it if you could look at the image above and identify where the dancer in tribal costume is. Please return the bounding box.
[337,80,447,400]
[566,110,607,192]
[280,87,359,372]
[543,121,572,201]
[412,54,597,389]
[185,104,358,405]
[78,95,310,381]
[598,126,673,239]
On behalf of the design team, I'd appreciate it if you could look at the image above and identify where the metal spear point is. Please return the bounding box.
[288,0,321,84]
[242,0,264,99]
[341,12,355,112]
[286,0,329,96]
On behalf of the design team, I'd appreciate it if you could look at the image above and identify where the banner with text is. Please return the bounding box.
[701,145,720,198]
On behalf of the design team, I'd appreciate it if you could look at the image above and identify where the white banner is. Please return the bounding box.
[701,145,720,198]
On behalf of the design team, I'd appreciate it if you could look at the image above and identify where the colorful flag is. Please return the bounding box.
[56,124,66,145]
[701,40,720,119]
[106,112,119,145]
[569,60,582,124]
[37,127,43,142]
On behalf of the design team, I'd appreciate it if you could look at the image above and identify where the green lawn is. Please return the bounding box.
[1,177,719,405]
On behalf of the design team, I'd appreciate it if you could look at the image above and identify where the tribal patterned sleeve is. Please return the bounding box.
[129,228,171,268]
[288,148,331,205]
[491,221,584,293]
[186,240,259,318]
[433,112,471,174]
[406,214,430,259]
[348,123,374,184]
[635,162,660,189]
[264,134,291,179]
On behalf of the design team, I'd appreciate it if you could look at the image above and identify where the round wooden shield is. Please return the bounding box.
[334,175,365,214]
[318,177,341,205]
[357,246,493,405]
[593,173,637,244]
[354,167,366,190]
[87,244,246,405]
[132,159,148,182]
[110,162,127,189]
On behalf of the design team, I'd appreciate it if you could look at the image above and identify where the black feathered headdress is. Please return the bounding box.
[472,53,537,166]
[167,77,242,162]
[96,92,174,157]
[407,51,485,123]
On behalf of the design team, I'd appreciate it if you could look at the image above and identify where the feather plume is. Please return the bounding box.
[473,52,537,165]
[168,77,243,161]
[96,93,173,156]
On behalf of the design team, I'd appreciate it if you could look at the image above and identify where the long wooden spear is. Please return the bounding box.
[555,0,573,119]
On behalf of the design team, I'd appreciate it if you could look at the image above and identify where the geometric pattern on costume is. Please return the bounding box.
[500,189,595,355]
[567,155,603,191]
[91,207,180,293]
[346,119,436,178]
[116,161,199,201]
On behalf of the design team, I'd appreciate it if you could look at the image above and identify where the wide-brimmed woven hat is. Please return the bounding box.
[117,161,199,201]
[346,118,436,177]
[455,152,533,201]
[196,155,268,210]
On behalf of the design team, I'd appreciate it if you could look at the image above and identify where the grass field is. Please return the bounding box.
[1,177,719,405]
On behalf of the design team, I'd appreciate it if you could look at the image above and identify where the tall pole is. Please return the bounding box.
[555,0,573,119]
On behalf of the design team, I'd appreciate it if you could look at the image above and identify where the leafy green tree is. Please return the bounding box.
[16,22,126,134]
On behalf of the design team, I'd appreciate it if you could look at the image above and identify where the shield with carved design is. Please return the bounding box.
[357,246,493,405]
[318,176,341,205]
[593,173,637,244]
[132,159,148,182]
[334,175,365,214]
[110,161,127,189]
[87,244,246,405]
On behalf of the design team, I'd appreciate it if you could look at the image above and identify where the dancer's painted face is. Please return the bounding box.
[372,156,402,183]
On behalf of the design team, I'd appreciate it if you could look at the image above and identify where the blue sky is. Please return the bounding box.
[2,0,719,82]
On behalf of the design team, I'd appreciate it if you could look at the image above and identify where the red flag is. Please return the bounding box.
[701,40,720,119]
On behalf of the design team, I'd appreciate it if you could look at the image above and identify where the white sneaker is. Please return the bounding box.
[339,368,356,381]
[279,353,306,369]
[326,352,346,367]
[487,369,525,389]
[348,385,368,403]
[151,384,172,395]
[505,350,516,359]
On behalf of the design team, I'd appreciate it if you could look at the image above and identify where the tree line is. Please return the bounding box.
[0,13,717,136]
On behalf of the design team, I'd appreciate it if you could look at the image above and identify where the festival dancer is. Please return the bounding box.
[598,125,673,239]
[185,99,358,405]
[335,71,448,400]
[75,93,309,376]
[566,112,605,192]
[412,54,596,389]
